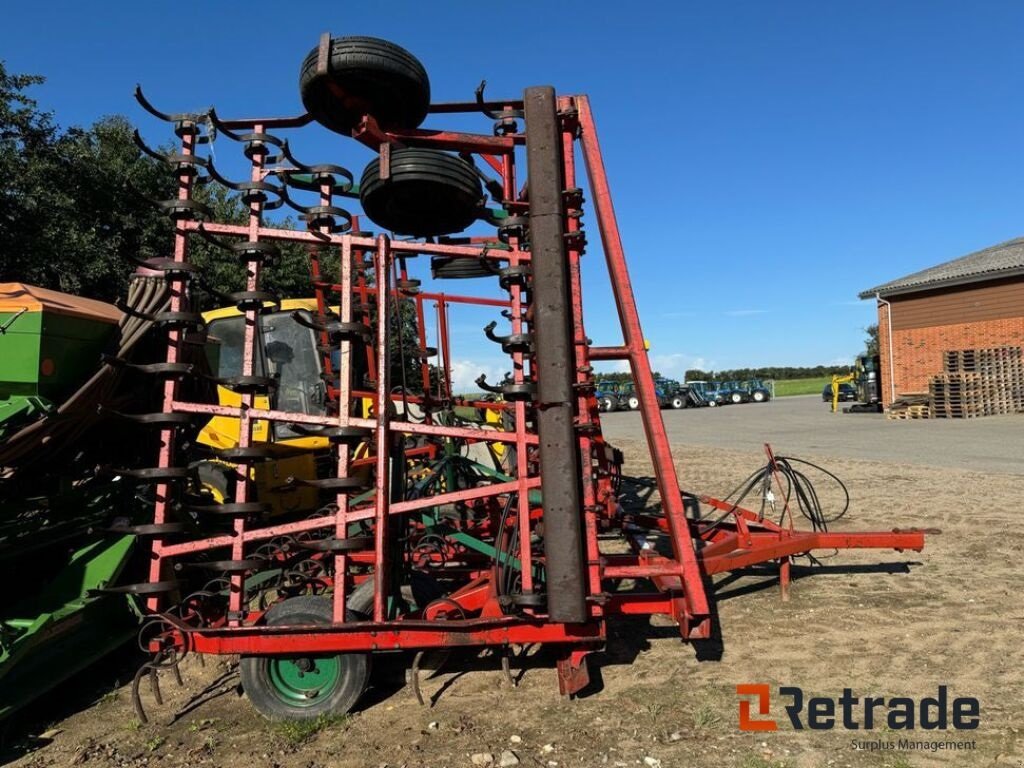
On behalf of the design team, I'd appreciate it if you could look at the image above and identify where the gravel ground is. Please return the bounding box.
[601,395,1024,474]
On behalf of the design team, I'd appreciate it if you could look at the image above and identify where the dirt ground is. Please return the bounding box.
[3,439,1023,768]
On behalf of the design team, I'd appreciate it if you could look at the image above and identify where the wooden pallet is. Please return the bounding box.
[887,404,931,420]
[932,345,1024,418]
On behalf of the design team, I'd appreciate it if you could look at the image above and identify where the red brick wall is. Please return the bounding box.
[876,308,1024,407]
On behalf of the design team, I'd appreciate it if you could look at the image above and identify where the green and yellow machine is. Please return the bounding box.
[0,283,145,720]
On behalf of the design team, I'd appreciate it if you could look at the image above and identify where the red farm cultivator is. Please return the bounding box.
[121,33,928,721]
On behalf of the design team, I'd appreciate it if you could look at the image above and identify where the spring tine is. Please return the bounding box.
[149,666,163,706]
[171,662,184,688]
[131,664,150,725]
[475,374,503,394]
[277,139,312,173]
[131,129,209,175]
[410,651,427,706]
[126,181,212,221]
[134,85,176,123]
[206,107,243,142]
[501,650,517,688]
[194,223,231,251]
[134,85,212,142]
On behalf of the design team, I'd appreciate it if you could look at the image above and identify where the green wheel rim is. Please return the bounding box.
[266,656,340,706]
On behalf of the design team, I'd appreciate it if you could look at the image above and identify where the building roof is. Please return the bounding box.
[859,237,1024,299]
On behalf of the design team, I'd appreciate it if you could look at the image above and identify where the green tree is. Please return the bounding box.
[863,323,879,357]
[0,64,174,298]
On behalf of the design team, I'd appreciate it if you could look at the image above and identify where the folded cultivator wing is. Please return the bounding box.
[123,33,928,722]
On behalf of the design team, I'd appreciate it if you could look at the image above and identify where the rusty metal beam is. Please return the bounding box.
[524,85,587,623]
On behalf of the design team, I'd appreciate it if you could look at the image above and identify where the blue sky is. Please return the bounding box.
[3,1,1022,386]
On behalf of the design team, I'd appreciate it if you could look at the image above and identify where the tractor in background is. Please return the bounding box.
[654,377,689,409]
[741,378,773,403]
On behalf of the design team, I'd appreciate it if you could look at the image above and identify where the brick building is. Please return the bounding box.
[859,238,1024,407]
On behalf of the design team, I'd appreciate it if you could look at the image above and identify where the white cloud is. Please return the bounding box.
[650,352,710,379]
[448,358,510,394]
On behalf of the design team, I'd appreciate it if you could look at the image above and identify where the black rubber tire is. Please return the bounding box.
[730,392,743,404]
[670,396,685,409]
[431,256,497,279]
[627,396,640,410]
[299,36,430,134]
[599,396,616,413]
[360,149,482,237]
[240,596,370,721]
[196,461,234,503]
[752,390,768,403]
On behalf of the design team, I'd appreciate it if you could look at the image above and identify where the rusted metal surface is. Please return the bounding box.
[524,86,586,624]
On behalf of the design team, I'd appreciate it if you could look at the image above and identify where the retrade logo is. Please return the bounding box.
[736,684,777,731]
[736,685,980,732]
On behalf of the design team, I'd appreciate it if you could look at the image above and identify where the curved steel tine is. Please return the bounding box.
[135,84,175,123]
[204,157,240,190]
[135,85,213,141]
[277,140,312,173]
[132,128,168,162]
[132,129,210,174]
[194,223,232,251]
[410,651,428,706]
[194,274,235,306]
[475,80,525,120]
[277,183,309,215]
[206,107,244,142]
[131,664,150,724]
[112,299,156,322]
[125,181,212,221]
[204,158,285,209]
[475,80,502,120]
[149,665,163,706]
[475,374,503,394]
[501,650,517,688]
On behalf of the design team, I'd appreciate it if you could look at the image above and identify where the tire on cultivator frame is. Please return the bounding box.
[360,148,483,237]
[241,596,370,721]
[299,36,430,134]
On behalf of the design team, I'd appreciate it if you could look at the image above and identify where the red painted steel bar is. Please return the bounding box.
[146,126,196,612]
[188,221,526,264]
[185,617,604,656]
[372,235,392,622]
[332,236,354,622]
[575,95,711,631]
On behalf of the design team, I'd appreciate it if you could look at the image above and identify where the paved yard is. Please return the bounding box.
[601,394,1024,474]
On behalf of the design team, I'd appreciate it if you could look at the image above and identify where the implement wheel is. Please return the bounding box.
[299,36,430,134]
[360,148,483,237]
[241,596,369,721]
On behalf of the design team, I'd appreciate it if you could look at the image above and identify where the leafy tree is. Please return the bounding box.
[863,323,879,357]
[0,65,173,298]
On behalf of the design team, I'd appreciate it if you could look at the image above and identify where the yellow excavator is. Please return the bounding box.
[197,298,370,514]
[830,372,856,413]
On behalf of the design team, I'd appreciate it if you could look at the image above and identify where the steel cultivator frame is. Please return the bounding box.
[121,32,928,721]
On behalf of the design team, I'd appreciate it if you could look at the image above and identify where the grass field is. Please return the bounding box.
[771,376,831,396]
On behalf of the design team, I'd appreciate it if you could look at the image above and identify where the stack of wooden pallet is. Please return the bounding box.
[886,393,931,420]
[929,346,1024,418]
